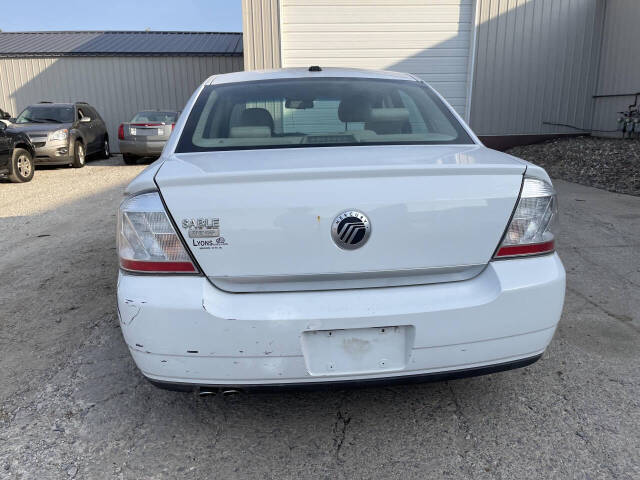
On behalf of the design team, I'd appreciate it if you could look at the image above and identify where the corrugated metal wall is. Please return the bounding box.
[470,0,605,137]
[0,56,243,152]
[278,0,475,116]
[242,0,282,70]
[242,0,614,137]
[591,0,640,136]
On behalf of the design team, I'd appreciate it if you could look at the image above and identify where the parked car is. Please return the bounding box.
[0,122,35,182]
[117,68,565,392]
[10,102,110,168]
[118,110,180,164]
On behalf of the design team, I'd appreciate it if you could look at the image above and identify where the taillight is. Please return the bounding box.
[171,123,176,130]
[494,177,558,259]
[118,124,124,140]
[118,192,197,273]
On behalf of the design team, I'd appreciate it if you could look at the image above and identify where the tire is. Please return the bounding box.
[122,153,138,165]
[98,136,110,159]
[72,140,86,168]
[8,148,35,183]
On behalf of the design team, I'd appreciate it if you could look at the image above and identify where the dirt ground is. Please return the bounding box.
[0,156,639,479]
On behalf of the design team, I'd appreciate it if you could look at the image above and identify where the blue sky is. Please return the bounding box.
[0,0,242,32]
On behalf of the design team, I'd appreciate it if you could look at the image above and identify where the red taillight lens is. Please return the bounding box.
[118,193,198,274]
[118,124,124,140]
[494,177,558,259]
[495,240,555,258]
[119,259,196,273]
[171,123,176,131]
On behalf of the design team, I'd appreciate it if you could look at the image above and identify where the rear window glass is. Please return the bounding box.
[131,111,178,124]
[176,78,473,153]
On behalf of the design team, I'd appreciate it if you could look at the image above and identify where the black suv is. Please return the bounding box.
[0,122,36,182]
[10,102,110,168]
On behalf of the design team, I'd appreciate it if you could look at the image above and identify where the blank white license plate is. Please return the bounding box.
[131,128,160,136]
[301,326,410,376]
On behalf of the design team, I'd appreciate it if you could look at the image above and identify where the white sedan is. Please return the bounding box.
[117,67,565,392]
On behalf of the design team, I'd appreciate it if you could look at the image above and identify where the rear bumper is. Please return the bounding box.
[117,253,565,388]
[146,354,543,392]
[119,139,165,156]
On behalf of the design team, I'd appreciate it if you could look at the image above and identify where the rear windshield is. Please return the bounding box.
[15,106,74,124]
[176,78,473,152]
[131,111,178,124]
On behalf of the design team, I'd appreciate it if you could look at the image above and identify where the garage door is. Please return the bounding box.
[280,0,475,117]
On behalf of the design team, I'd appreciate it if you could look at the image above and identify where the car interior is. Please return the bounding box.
[183,78,472,151]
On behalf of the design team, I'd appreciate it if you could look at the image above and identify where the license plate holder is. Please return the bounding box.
[131,128,159,136]
[301,326,411,376]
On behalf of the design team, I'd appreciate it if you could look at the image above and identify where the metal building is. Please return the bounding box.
[0,31,243,152]
[242,0,640,148]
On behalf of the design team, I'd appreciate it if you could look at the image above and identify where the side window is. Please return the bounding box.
[77,108,85,121]
[399,89,459,138]
[398,91,428,133]
[228,103,246,131]
[86,106,100,121]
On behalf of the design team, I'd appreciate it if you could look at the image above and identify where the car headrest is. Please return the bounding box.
[338,95,372,123]
[368,108,410,123]
[229,126,272,138]
[240,108,274,132]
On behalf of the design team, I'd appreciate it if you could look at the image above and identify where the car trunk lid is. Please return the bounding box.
[155,145,526,292]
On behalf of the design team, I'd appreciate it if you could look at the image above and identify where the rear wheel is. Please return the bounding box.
[122,154,138,165]
[8,148,35,183]
[72,141,86,168]
[98,136,110,159]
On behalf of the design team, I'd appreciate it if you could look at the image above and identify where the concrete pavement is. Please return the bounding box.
[0,163,638,479]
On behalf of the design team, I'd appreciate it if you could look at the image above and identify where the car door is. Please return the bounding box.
[88,106,107,148]
[76,105,96,154]
[0,123,11,169]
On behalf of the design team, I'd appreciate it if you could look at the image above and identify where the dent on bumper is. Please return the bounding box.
[117,253,566,386]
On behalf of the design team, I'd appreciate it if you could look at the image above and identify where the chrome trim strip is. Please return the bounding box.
[208,264,486,293]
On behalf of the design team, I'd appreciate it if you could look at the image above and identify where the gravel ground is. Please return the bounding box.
[1,156,639,479]
[0,157,145,217]
[507,136,640,196]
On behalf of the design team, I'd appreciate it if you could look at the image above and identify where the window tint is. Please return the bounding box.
[282,100,362,134]
[398,91,428,134]
[176,78,473,153]
[83,106,100,120]
[132,111,178,123]
[15,106,74,124]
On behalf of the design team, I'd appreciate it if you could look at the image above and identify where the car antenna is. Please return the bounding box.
[308,65,322,72]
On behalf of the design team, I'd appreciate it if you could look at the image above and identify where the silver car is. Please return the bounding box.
[118,110,179,164]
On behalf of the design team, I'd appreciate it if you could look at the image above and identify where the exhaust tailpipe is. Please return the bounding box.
[197,388,217,397]
[197,388,243,398]
[221,389,242,397]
